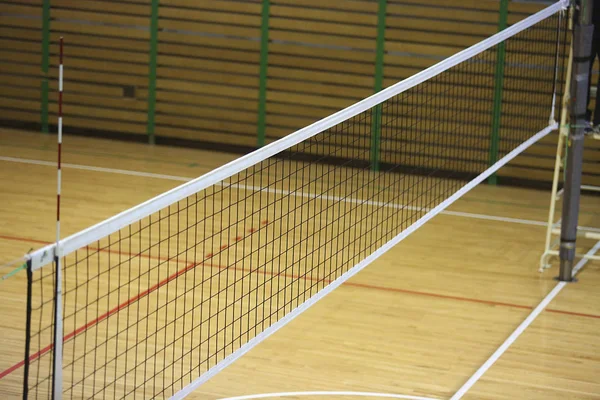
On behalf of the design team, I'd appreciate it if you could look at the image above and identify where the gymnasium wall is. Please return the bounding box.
[0,1,44,127]
[0,0,598,187]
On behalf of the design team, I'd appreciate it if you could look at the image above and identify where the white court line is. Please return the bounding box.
[0,156,191,182]
[218,392,439,400]
[450,241,600,400]
[0,156,550,228]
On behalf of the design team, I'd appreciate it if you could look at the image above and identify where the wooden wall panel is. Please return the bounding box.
[0,0,597,187]
[155,0,262,146]
[0,0,42,125]
[385,0,496,82]
[47,0,150,137]
[265,0,378,145]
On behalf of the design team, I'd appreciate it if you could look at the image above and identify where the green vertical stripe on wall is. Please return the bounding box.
[40,0,51,133]
[488,0,509,185]
[257,0,270,148]
[370,0,387,171]
[146,0,159,145]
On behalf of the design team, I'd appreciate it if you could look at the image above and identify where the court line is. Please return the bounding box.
[547,309,600,319]
[0,156,551,228]
[0,260,202,381]
[450,241,600,400]
[0,156,192,181]
[218,391,439,400]
[0,139,218,169]
[0,234,49,246]
[0,234,207,271]
[1,233,599,318]
[0,222,267,380]
[1,232,599,381]
[5,146,597,218]
[345,283,600,319]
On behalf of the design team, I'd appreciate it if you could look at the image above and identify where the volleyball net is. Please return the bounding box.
[23,2,569,398]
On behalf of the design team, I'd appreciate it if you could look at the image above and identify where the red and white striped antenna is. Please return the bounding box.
[57,36,63,243]
[52,36,64,399]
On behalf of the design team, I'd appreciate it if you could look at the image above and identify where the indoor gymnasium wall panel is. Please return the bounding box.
[385,1,496,83]
[49,0,151,137]
[1,0,596,188]
[50,0,149,15]
[265,0,378,145]
[0,0,42,126]
[155,90,258,113]
[155,0,262,146]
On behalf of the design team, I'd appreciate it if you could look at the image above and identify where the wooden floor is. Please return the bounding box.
[0,128,598,399]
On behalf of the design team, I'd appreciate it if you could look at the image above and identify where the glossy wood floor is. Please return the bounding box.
[0,128,598,399]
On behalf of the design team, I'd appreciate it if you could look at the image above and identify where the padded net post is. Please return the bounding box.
[559,0,594,281]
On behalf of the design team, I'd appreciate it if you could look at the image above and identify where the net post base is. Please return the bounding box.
[554,274,578,283]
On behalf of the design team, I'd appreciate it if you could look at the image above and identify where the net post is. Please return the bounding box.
[22,259,32,400]
[257,0,270,148]
[40,0,51,134]
[559,0,593,281]
[370,0,387,171]
[146,0,159,145]
[51,255,63,399]
[542,8,573,272]
[488,0,509,185]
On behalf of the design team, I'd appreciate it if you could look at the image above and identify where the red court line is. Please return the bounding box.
[0,226,267,380]
[547,309,600,319]
[0,234,191,267]
[2,233,599,320]
[3,233,600,319]
[0,359,26,380]
[350,283,600,319]
[347,282,535,310]
[0,259,202,380]
[0,235,50,246]
[1,232,600,380]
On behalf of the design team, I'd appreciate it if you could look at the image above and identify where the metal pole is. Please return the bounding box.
[22,260,33,400]
[488,0,509,185]
[559,0,594,281]
[370,0,387,171]
[256,0,270,148]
